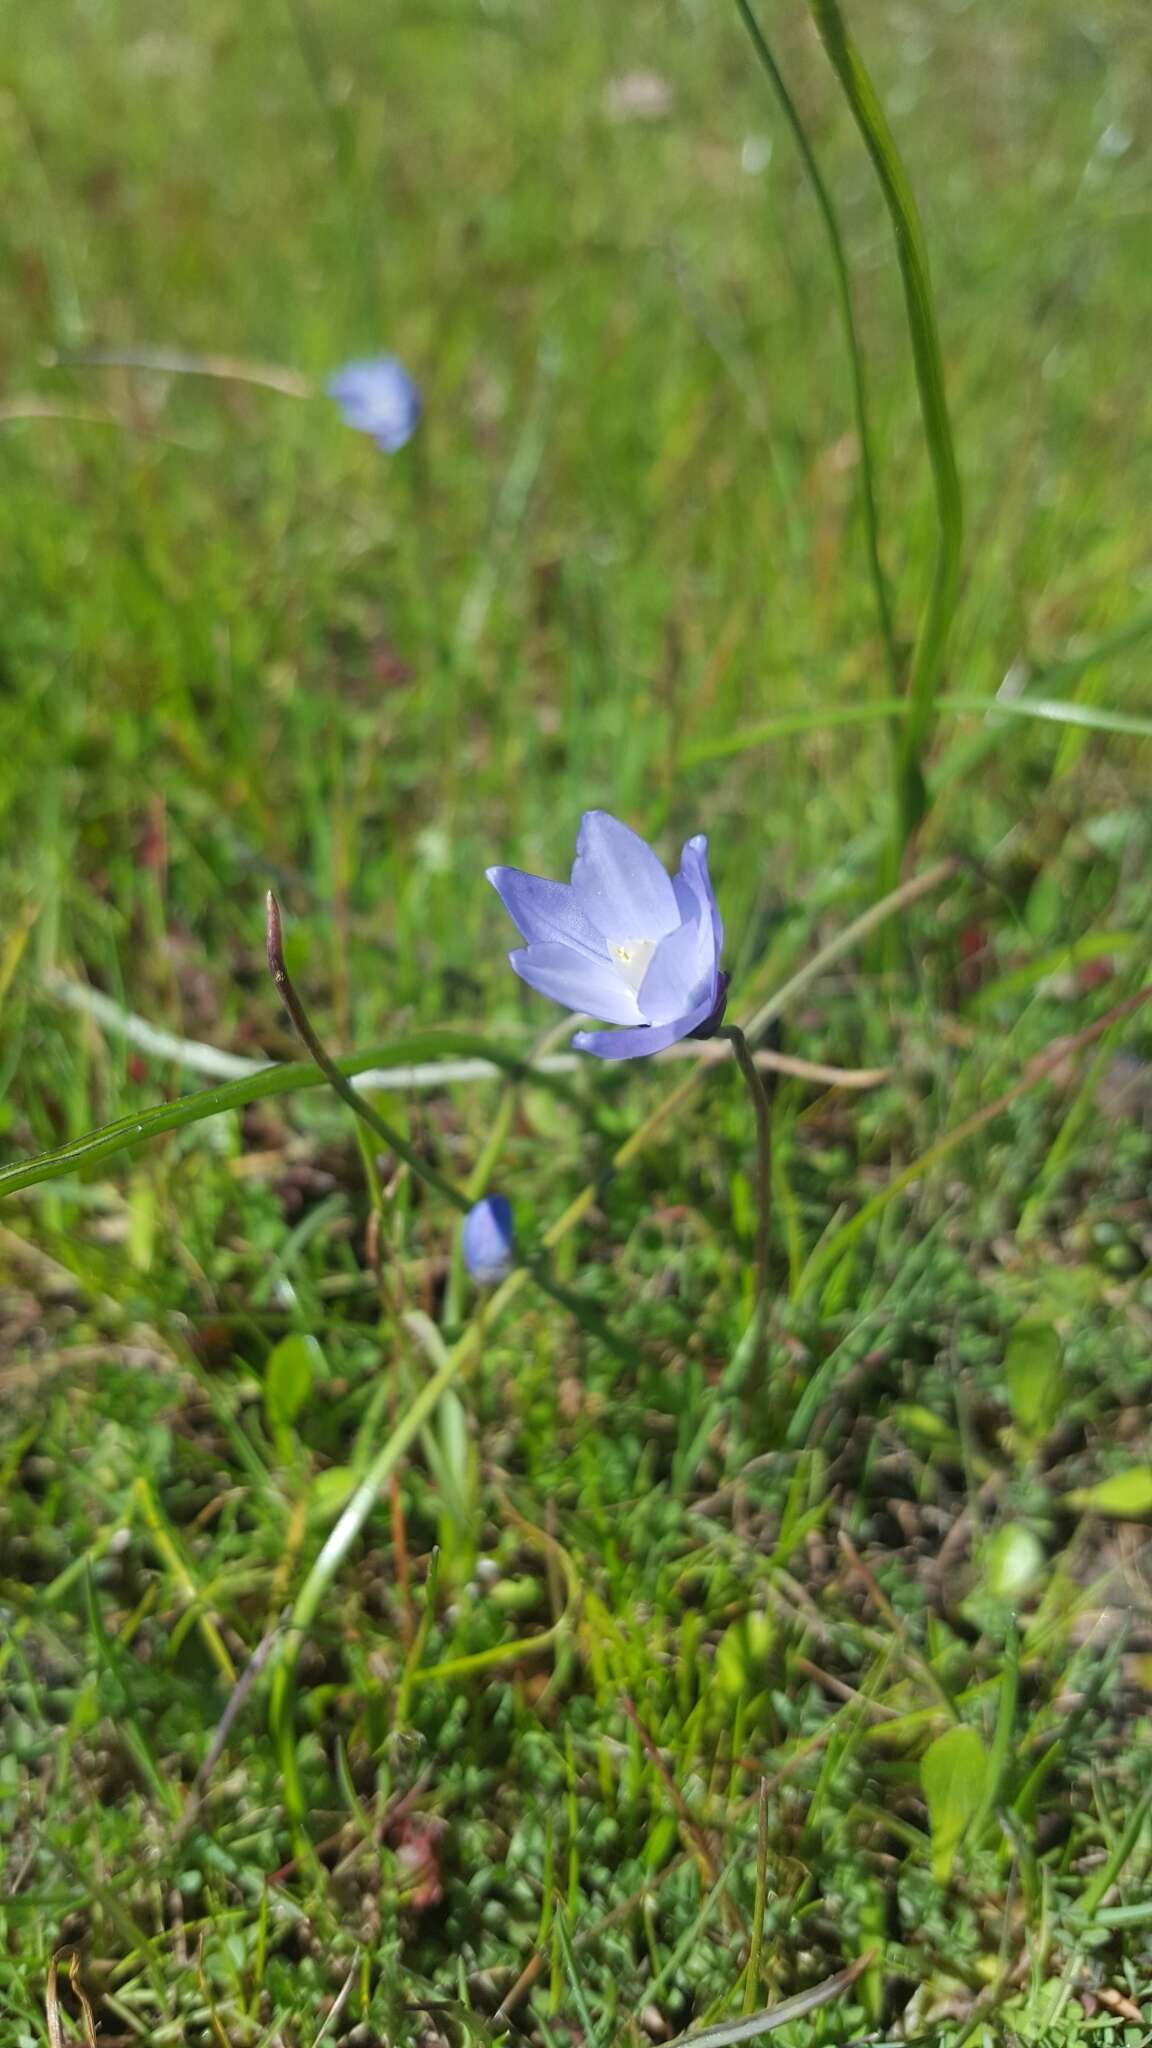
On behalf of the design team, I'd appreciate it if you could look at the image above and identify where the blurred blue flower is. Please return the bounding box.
[487,810,726,1061]
[461,1194,515,1283]
[327,355,421,452]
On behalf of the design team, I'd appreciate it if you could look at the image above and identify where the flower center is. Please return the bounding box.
[608,936,657,995]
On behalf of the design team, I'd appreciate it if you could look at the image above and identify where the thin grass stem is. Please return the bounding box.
[266,891,467,1214]
[807,0,963,853]
[734,0,900,701]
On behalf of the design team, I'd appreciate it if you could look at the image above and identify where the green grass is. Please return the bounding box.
[3,0,1152,2041]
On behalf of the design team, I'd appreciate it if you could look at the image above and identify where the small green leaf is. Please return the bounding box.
[308,1465,359,1523]
[892,1403,955,1445]
[489,1574,545,1614]
[643,1813,680,1871]
[921,1724,988,1884]
[1023,870,1064,941]
[983,1523,1044,1601]
[265,1333,322,1431]
[1064,1468,1152,1518]
[715,1612,775,1699]
[1004,1319,1064,1439]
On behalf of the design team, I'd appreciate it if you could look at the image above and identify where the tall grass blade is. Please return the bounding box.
[0,1029,564,1200]
[734,0,900,697]
[808,0,963,851]
[685,690,1152,768]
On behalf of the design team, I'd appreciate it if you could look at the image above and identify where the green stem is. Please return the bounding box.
[266,893,623,1351]
[266,892,467,1216]
[807,0,963,851]
[720,1025,774,1373]
[734,0,900,700]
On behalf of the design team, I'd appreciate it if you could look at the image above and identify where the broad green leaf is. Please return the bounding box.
[1064,1468,1152,1518]
[1004,1320,1065,1439]
[921,1724,988,1884]
[264,1334,322,1431]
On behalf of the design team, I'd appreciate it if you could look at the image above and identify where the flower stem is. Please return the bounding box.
[720,1025,774,1371]
[265,892,625,1350]
[266,891,468,1215]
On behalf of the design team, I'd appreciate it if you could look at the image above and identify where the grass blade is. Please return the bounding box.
[1078,1785,1152,1921]
[684,690,1152,768]
[971,1619,1019,1847]
[734,0,899,698]
[742,1779,770,2013]
[666,1953,872,2047]
[0,1029,565,1200]
[808,0,962,847]
[969,693,1152,740]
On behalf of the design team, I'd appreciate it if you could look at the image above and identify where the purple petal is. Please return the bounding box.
[571,986,719,1061]
[569,811,679,944]
[636,914,714,1025]
[510,942,642,1025]
[327,355,421,452]
[462,1194,515,1283]
[486,867,607,961]
[676,834,724,963]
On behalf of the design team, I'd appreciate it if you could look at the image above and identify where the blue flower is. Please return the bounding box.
[487,810,726,1061]
[327,355,421,452]
[461,1195,515,1283]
